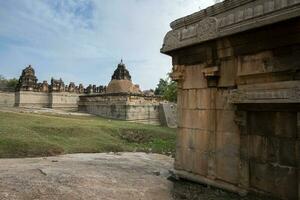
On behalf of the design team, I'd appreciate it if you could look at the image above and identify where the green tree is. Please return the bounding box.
[6,78,18,89]
[154,78,168,95]
[0,75,7,88]
[0,75,18,91]
[163,81,177,102]
[154,75,177,102]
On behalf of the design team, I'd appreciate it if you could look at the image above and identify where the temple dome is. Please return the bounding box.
[106,79,140,94]
[106,61,141,94]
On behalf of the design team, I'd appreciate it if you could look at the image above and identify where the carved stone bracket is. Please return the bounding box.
[202,66,220,87]
[170,65,185,82]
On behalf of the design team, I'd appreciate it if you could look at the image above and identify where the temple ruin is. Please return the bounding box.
[78,61,162,124]
[15,65,92,110]
[13,62,167,125]
[161,0,300,199]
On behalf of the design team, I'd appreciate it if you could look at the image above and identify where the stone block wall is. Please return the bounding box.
[163,12,300,199]
[15,91,80,110]
[0,92,15,107]
[15,91,49,108]
[79,94,161,124]
[174,64,240,190]
[49,92,80,110]
[159,103,177,128]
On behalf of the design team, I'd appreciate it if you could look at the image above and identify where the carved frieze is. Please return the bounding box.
[162,17,218,52]
[229,81,300,103]
[161,0,300,53]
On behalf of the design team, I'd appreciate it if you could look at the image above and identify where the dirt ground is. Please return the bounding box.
[0,152,276,200]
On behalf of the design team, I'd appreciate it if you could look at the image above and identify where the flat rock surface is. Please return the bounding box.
[0,153,173,200]
[0,152,275,200]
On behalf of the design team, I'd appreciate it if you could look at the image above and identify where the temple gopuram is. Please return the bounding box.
[16,65,38,91]
[161,0,300,199]
[79,61,162,124]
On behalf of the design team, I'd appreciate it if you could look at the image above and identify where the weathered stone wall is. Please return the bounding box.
[162,4,300,198]
[0,92,15,107]
[174,65,240,190]
[15,91,80,110]
[159,103,177,128]
[15,91,49,108]
[79,94,161,125]
[49,92,80,111]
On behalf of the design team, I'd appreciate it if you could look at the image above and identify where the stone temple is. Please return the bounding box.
[79,61,162,124]
[14,61,167,125]
[161,0,300,199]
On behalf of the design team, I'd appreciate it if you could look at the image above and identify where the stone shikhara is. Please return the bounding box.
[79,61,164,125]
[161,0,300,199]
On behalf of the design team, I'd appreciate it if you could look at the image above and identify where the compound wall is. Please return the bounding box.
[79,94,161,125]
[15,91,80,110]
[0,92,15,107]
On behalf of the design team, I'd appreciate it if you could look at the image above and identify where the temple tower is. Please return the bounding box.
[106,60,140,94]
[16,65,38,91]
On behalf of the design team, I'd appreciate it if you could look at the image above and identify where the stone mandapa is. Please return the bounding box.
[161,0,300,199]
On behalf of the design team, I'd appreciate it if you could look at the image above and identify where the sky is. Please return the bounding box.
[0,0,215,90]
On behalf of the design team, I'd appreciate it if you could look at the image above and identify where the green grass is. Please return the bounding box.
[0,111,176,158]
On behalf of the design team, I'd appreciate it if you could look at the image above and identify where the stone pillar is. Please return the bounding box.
[207,88,217,179]
[203,67,219,180]
[235,110,249,189]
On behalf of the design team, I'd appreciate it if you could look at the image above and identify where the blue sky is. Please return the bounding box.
[0,0,214,90]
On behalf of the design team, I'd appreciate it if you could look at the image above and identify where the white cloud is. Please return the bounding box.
[0,0,214,89]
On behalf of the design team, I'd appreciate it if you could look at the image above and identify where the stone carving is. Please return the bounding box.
[92,85,97,93]
[170,65,185,82]
[86,84,93,94]
[111,60,131,81]
[161,0,300,53]
[106,61,142,94]
[196,17,218,42]
[162,17,218,52]
[40,81,49,92]
[78,84,84,94]
[16,66,107,94]
[228,83,300,104]
[202,66,220,88]
[16,65,38,91]
[68,82,76,93]
[50,78,65,92]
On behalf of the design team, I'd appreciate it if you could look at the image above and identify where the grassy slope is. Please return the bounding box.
[0,111,176,158]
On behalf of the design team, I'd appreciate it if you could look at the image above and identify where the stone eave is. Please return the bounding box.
[170,0,253,30]
[161,0,300,54]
